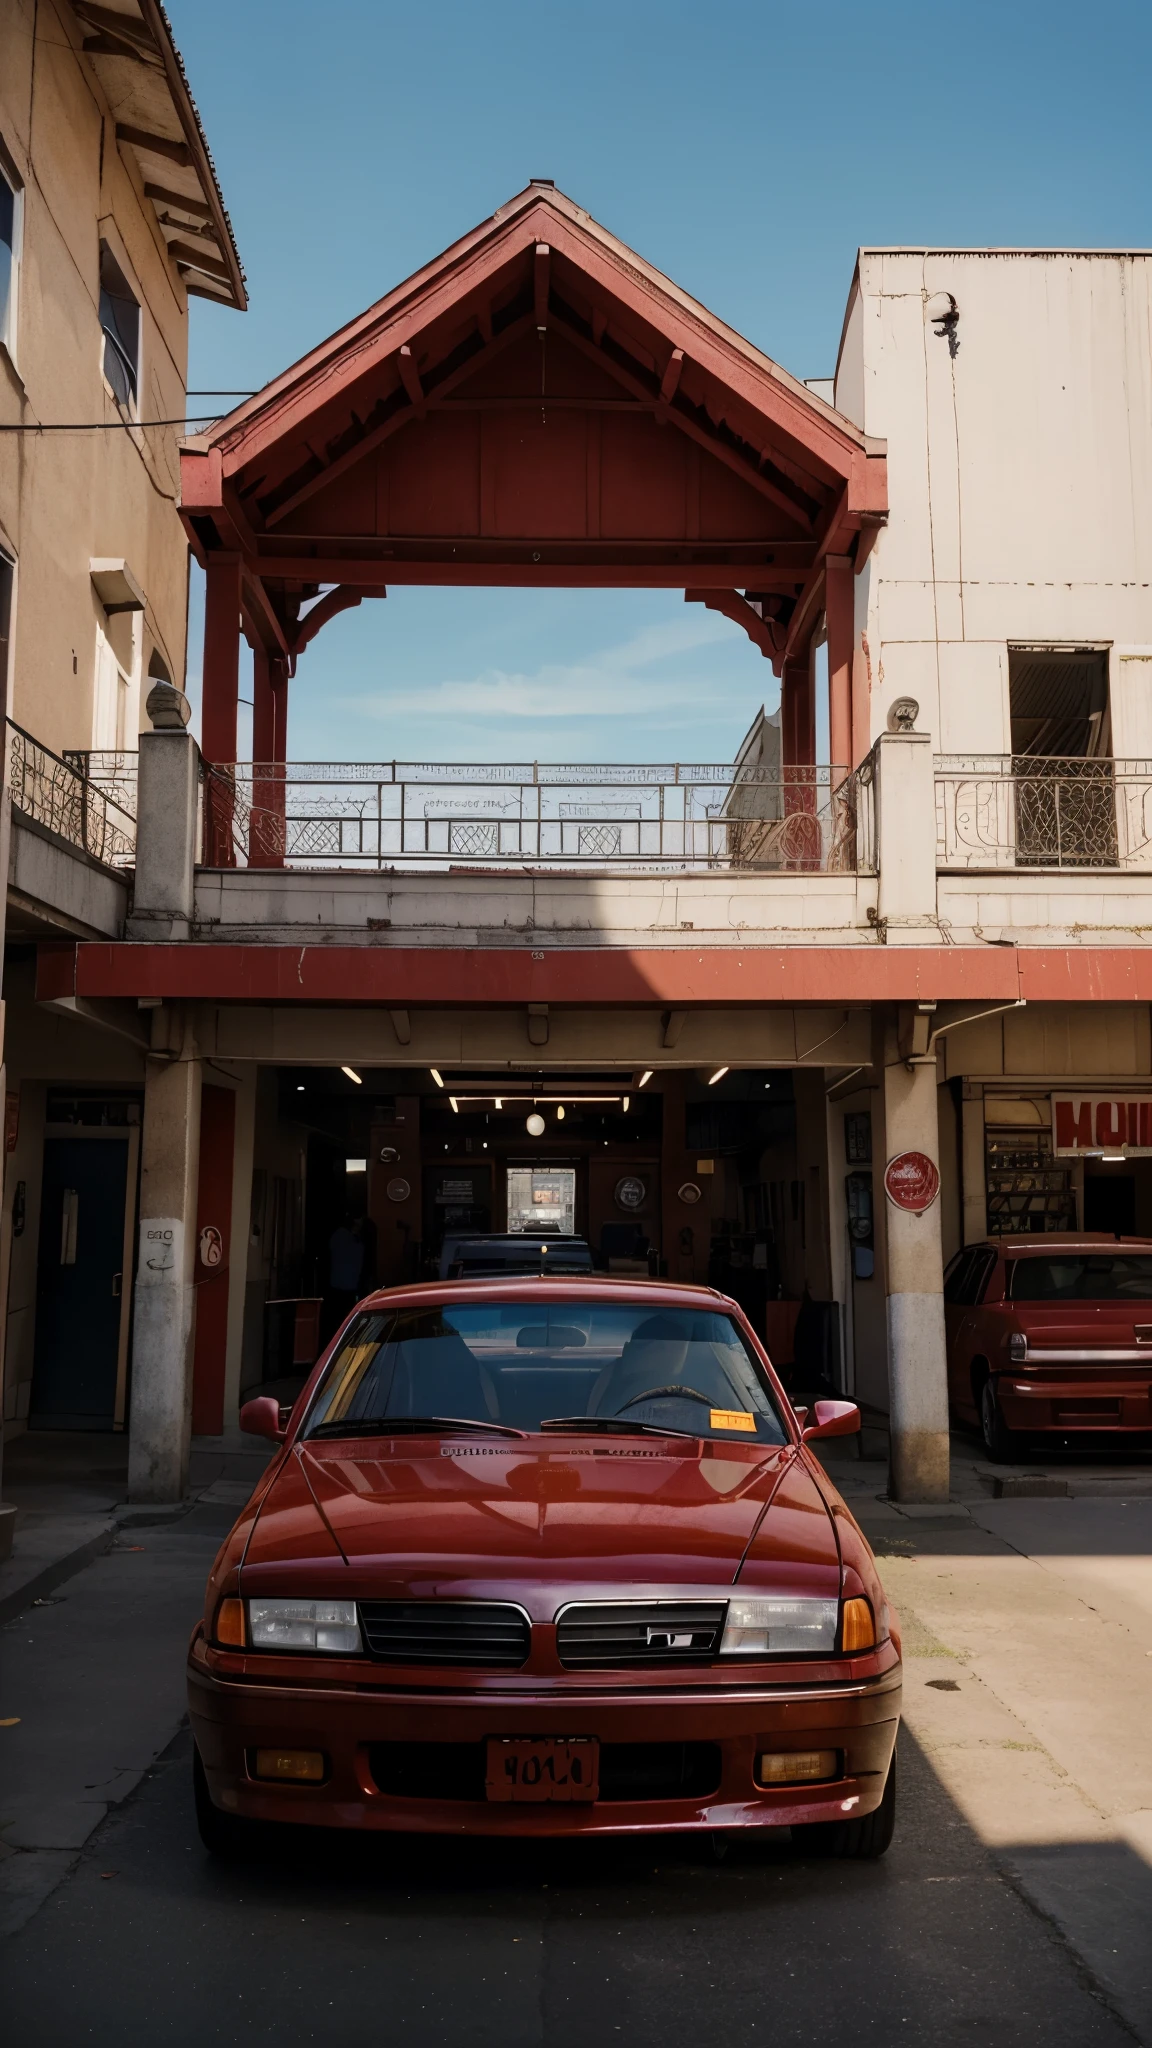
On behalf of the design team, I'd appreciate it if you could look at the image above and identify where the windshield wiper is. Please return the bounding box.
[308,1415,528,1440]
[539,1416,690,1439]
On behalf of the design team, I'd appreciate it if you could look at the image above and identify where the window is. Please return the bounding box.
[304,1301,788,1444]
[0,158,21,356]
[1008,1253,1152,1303]
[98,244,140,409]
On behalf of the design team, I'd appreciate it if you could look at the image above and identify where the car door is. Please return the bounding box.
[943,1250,977,1404]
[952,1249,1000,1416]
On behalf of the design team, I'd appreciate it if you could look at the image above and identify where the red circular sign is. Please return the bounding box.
[883,1151,940,1213]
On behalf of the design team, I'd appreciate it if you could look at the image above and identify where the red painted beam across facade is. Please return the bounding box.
[35,942,1152,1010]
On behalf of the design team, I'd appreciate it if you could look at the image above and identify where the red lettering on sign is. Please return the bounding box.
[1054,1101,1092,1150]
[1095,1101,1124,1148]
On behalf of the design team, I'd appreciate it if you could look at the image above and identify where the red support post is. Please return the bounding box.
[201,553,242,866]
[249,647,288,868]
[824,554,854,783]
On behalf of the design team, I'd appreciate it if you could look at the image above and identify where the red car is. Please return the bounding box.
[945,1234,1152,1460]
[189,1280,900,1858]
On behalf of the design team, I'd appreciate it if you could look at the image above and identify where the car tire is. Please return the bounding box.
[193,1745,260,1860]
[980,1376,1018,1464]
[791,1752,896,1861]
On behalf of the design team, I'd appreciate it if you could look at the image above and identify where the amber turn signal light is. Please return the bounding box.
[756,1749,839,1786]
[214,1597,245,1647]
[252,1749,326,1783]
[841,1597,876,1651]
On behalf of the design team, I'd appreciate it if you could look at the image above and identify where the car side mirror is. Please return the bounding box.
[801,1399,861,1443]
[239,1395,286,1443]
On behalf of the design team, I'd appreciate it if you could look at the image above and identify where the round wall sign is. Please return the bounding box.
[677,1181,702,1205]
[883,1151,940,1213]
[199,1224,223,1268]
[614,1175,647,1212]
[385,1176,411,1203]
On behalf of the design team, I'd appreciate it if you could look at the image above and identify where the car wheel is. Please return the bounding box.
[792,1752,896,1861]
[193,1745,260,1860]
[980,1376,1018,1464]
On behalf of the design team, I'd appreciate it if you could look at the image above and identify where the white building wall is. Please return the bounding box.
[836,250,1152,754]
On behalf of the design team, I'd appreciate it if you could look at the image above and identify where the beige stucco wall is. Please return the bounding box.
[836,249,1152,755]
[0,0,191,756]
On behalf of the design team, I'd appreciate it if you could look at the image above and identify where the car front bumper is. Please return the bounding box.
[188,1638,901,1837]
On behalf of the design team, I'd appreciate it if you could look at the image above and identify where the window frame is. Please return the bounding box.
[0,143,24,368]
[97,238,142,418]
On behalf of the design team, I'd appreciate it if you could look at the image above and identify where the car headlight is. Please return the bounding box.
[720,1597,839,1655]
[248,1597,362,1654]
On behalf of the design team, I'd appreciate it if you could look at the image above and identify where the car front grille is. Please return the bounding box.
[358,1601,531,1668]
[368,1740,722,1803]
[556,1601,727,1669]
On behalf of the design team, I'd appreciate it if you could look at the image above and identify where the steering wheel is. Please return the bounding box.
[615,1385,714,1411]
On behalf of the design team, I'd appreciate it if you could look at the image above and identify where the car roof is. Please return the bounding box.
[983,1234,1152,1253]
[353,1276,728,1311]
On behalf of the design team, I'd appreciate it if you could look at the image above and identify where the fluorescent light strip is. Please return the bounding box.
[341,1066,362,1084]
[708,1067,729,1085]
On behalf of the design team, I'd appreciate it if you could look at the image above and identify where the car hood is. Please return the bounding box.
[241,1437,839,1595]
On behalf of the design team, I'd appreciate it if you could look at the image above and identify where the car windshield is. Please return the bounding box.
[304,1301,787,1443]
[1008,1253,1152,1302]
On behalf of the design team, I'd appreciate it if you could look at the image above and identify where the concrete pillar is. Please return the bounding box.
[127,1039,202,1503]
[882,1023,950,1503]
[874,726,938,939]
[127,725,199,940]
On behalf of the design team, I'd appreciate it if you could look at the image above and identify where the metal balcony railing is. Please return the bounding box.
[201,761,872,874]
[935,756,1152,871]
[7,723,136,869]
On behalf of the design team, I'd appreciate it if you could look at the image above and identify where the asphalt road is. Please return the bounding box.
[2,1710,1131,2045]
[0,1492,1140,2046]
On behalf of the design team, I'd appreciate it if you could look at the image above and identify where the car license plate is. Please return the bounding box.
[485,1737,599,1803]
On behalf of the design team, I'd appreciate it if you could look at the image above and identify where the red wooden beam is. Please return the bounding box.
[251,558,801,590]
[824,553,854,777]
[659,348,685,405]
[685,589,778,660]
[397,345,424,409]
[43,942,1033,1007]
[534,243,550,328]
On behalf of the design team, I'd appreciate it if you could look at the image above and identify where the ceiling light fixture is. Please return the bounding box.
[556,1105,565,1121]
[430,1069,445,1088]
[639,1071,653,1087]
[527,1113,546,1136]
[495,1097,503,1109]
[708,1067,729,1086]
[341,1066,362,1085]
[449,1096,460,1113]
[623,1096,630,1113]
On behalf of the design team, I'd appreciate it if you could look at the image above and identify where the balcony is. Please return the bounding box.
[201,761,872,875]
[935,756,1152,871]
[7,723,136,869]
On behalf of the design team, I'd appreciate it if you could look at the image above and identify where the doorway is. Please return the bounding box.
[29,1132,136,1429]
[1084,1172,1136,1236]
[506,1166,577,1236]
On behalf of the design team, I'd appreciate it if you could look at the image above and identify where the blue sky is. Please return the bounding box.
[171,0,1152,764]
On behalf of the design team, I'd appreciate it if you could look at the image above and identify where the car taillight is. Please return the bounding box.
[1008,1333,1027,1361]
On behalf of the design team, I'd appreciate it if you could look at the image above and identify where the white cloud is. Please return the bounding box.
[338,610,744,724]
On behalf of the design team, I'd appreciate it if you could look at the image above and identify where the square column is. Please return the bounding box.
[127,1039,202,1503]
[882,1020,950,1503]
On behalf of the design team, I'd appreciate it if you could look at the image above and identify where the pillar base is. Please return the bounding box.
[888,1428,951,1504]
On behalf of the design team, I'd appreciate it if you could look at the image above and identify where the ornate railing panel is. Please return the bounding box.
[935,756,1152,871]
[8,722,136,868]
[203,762,866,874]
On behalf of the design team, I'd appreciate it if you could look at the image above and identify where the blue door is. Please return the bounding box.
[30,1138,129,1428]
